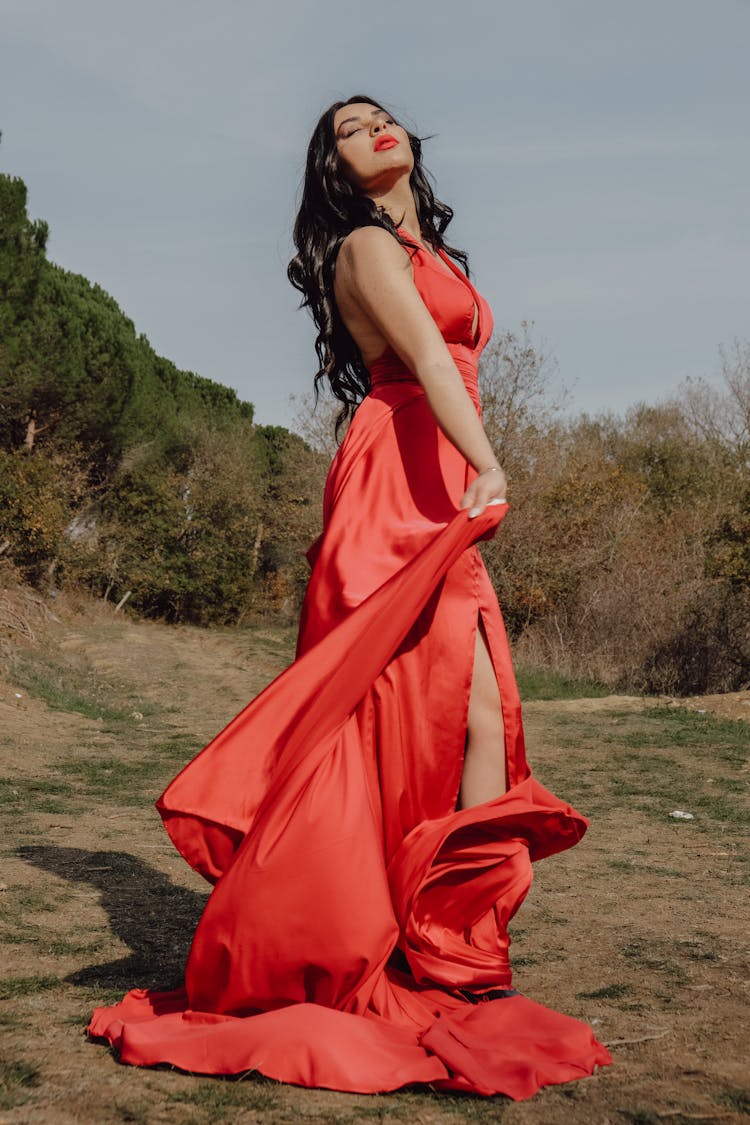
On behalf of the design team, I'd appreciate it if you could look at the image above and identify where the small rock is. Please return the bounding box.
[669,810,694,820]
[130,710,144,720]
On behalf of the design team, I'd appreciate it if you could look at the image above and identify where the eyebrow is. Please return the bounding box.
[336,108,388,133]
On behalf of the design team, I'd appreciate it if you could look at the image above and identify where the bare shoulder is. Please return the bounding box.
[336,226,412,288]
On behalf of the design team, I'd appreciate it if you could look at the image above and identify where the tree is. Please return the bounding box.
[93,415,266,624]
[680,339,750,467]
[478,320,567,472]
[290,390,348,460]
[252,424,327,615]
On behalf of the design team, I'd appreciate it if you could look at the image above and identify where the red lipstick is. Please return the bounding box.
[374,135,399,152]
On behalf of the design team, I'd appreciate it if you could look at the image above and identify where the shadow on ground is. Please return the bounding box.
[17,845,207,990]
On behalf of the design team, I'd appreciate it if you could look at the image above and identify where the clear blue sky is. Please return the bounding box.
[2,0,748,427]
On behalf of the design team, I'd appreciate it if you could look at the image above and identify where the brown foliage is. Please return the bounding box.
[480,331,749,693]
[0,557,58,645]
[0,446,89,586]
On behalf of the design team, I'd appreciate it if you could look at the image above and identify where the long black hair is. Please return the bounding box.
[287,94,468,435]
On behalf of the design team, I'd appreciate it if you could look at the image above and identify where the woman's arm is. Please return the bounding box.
[334,226,507,515]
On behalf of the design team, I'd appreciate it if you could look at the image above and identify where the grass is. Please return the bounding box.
[9,648,160,725]
[609,860,688,879]
[0,975,63,1001]
[616,706,748,762]
[61,754,175,802]
[166,1078,510,1125]
[515,663,613,700]
[718,1088,750,1114]
[0,776,76,815]
[622,937,708,977]
[231,622,298,660]
[58,732,204,804]
[675,940,719,963]
[167,1077,281,1119]
[576,982,633,1001]
[111,1102,153,1125]
[41,937,107,957]
[80,985,139,1006]
[0,1059,40,1111]
[536,705,749,832]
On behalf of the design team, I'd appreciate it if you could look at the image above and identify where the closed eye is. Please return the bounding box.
[340,113,397,139]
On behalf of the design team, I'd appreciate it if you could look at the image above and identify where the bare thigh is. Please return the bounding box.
[458,615,508,809]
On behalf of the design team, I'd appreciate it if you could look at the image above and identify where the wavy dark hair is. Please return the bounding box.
[287,94,468,436]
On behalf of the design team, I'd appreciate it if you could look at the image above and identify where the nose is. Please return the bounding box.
[371,119,389,136]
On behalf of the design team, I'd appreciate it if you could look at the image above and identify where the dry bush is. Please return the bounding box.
[478,320,568,469]
[510,504,711,689]
[0,445,89,588]
[0,557,58,647]
[680,338,750,464]
[480,333,749,693]
[641,582,750,694]
[289,390,348,460]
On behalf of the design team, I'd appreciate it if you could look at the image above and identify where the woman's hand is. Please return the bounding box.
[460,465,508,518]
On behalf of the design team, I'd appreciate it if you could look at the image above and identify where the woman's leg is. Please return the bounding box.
[458,614,508,809]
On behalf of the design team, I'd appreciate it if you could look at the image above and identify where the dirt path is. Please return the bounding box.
[0,600,748,1124]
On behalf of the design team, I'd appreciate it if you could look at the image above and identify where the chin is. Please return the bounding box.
[376,153,413,177]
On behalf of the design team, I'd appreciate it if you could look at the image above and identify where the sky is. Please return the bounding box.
[1,0,748,429]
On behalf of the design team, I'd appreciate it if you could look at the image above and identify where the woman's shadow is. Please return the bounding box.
[17,845,208,991]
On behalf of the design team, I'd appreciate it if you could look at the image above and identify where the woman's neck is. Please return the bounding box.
[366,176,420,240]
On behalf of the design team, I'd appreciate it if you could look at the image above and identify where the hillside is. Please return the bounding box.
[0,173,326,623]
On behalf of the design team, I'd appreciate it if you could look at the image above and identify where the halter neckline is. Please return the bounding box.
[396,227,482,350]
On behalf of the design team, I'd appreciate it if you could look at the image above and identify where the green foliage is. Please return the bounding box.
[95,416,267,623]
[0,447,85,582]
[0,172,327,623]
[0,172,254,465]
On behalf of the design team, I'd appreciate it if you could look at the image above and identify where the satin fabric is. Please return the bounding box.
[88,233,612,1098]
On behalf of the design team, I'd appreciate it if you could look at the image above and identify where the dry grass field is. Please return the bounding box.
[0,596,748,1124]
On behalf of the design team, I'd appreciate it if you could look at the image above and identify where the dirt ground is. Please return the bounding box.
[0,594,748,1124]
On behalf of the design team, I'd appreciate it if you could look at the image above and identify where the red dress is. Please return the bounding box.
[88,233,612,1099]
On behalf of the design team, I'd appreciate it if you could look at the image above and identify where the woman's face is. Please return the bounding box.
[333,102,413,192]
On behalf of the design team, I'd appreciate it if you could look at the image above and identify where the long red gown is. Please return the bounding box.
[88,232,613,1099]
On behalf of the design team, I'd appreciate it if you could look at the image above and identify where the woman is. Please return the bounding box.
[88,96,612,1100]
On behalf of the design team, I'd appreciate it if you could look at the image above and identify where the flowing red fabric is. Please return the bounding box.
[88,234,612,1098]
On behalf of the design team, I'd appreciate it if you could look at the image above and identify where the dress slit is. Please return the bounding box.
[462,606,510,801]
